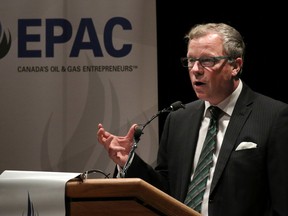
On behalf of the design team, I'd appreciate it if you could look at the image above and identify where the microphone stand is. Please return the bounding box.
[119,101,185,178]
[119,111,165,178]
[119,135,140,178]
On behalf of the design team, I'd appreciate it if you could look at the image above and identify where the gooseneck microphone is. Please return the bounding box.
[120,101,185,178]
[134,101,185,142]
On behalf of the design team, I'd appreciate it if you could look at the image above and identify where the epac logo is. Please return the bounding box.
[18,17,132,58]
[0,17,133,60]
[0,22,12,59]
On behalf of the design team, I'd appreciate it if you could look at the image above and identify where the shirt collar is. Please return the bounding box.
[204,79,243,117]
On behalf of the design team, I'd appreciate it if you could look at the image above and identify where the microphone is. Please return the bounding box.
[119,101,185,178]
[134,101,185,141]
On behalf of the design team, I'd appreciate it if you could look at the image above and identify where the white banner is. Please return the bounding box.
[0,170,80,216]
[0,0,157,175]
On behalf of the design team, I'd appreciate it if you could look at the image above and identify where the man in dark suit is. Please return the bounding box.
[97,23,288,216]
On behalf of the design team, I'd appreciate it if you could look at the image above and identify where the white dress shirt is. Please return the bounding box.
[193,80,243,216]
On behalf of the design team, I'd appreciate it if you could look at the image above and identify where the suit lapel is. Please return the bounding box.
[180,102,205,200]
[210,84,254,194]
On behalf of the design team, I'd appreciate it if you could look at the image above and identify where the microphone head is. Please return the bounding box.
[170,101,185,111]
[134,126,143,141]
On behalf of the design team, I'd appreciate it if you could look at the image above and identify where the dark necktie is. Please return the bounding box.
[184,106,222,213]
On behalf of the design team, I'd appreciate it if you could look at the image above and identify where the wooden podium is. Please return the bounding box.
[65,178,200,216]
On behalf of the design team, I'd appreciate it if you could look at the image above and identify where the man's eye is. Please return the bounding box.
[201,58,214,63]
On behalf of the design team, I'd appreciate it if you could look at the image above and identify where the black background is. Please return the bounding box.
[156,2,287,134]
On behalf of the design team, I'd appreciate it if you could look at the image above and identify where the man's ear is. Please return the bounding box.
[231,58,243,77]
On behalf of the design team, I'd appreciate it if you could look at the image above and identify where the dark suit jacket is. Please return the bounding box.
[125,83,288,216]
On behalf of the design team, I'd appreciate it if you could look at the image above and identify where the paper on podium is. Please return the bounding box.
[0,170,80,216]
